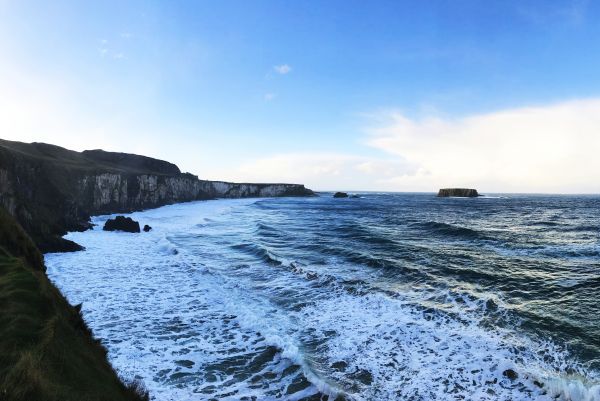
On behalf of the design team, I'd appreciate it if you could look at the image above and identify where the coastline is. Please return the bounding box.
[0,139,315,400]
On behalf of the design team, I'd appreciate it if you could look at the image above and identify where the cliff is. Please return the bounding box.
[0,139,314,252]
[437,188,480,197]
[0,207,148,401]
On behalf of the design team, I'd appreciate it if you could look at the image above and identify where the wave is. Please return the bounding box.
[158,235,179,255]
[411,221,490,240]
[489,243,599,259]
[230,242,283,265]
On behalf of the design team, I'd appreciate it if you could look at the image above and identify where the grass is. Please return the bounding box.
[0,208,148,401]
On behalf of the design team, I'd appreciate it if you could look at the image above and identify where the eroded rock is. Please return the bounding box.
[103,216,141,233]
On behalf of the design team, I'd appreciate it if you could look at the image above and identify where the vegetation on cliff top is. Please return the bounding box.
[0,208,148,401]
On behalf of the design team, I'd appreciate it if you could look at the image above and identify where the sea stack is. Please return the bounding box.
[437,188,480,197]
[103,216,141,233]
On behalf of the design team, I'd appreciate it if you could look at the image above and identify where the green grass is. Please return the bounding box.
[0,208,148,401]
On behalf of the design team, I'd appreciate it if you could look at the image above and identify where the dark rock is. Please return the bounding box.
[349,368,373,385]
[331,361,348,371]
[174,359,195,368]
[350,194,361,198]
[143,224,152,232]
[333,192,349,198]
[103,216,140,233]
[437,188,480,197]
[503,369,518,380]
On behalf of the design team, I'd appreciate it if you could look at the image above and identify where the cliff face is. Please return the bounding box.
[0,139,313,252]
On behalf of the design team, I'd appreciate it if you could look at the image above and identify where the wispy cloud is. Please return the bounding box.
[273,64,292,74]
[264,93,277,101]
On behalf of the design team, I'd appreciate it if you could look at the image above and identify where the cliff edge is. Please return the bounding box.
[0,139,314,252]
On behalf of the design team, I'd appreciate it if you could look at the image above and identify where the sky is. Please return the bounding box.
[1,0,599,193]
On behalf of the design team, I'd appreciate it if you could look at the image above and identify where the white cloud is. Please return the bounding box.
[273,64,292,74]
[365,99,600,193]
[214,99,600,193]
[264,92,277,101]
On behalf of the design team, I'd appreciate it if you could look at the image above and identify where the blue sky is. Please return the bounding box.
[1,0,599,192]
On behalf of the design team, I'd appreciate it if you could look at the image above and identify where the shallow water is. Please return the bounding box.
[45,193,600,400]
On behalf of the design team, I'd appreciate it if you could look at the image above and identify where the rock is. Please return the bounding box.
[103,216,141,233]
[503,369,518,380]
[330,361,348,371]
[350,194,361,198]
[333,192,349,198]
[143,224,152,232]
[437,188,480,197]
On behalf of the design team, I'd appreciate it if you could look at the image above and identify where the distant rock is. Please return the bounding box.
[437,188,480,197]
[503,369,518,380]
[350,194,361,198]
[143,224,152,232]
[103,216,141,233]
[333,192,349,198]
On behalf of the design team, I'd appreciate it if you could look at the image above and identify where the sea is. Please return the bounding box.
[45,193,600,401]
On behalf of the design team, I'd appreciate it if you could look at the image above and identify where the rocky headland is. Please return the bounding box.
[0,139,314,252]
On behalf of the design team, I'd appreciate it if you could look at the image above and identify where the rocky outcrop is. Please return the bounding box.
[0,139,314,252]
[103,216,141,233]
[437,188,480,197]
[333,192,349,198]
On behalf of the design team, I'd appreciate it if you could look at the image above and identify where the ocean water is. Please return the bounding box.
[45,193,600,401]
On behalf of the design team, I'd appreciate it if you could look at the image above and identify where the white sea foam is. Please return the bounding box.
[45,198,600,401]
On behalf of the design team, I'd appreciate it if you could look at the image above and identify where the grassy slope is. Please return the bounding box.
[0,209,147,401]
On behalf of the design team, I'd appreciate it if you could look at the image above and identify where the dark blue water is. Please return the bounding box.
[47,193,600,400]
